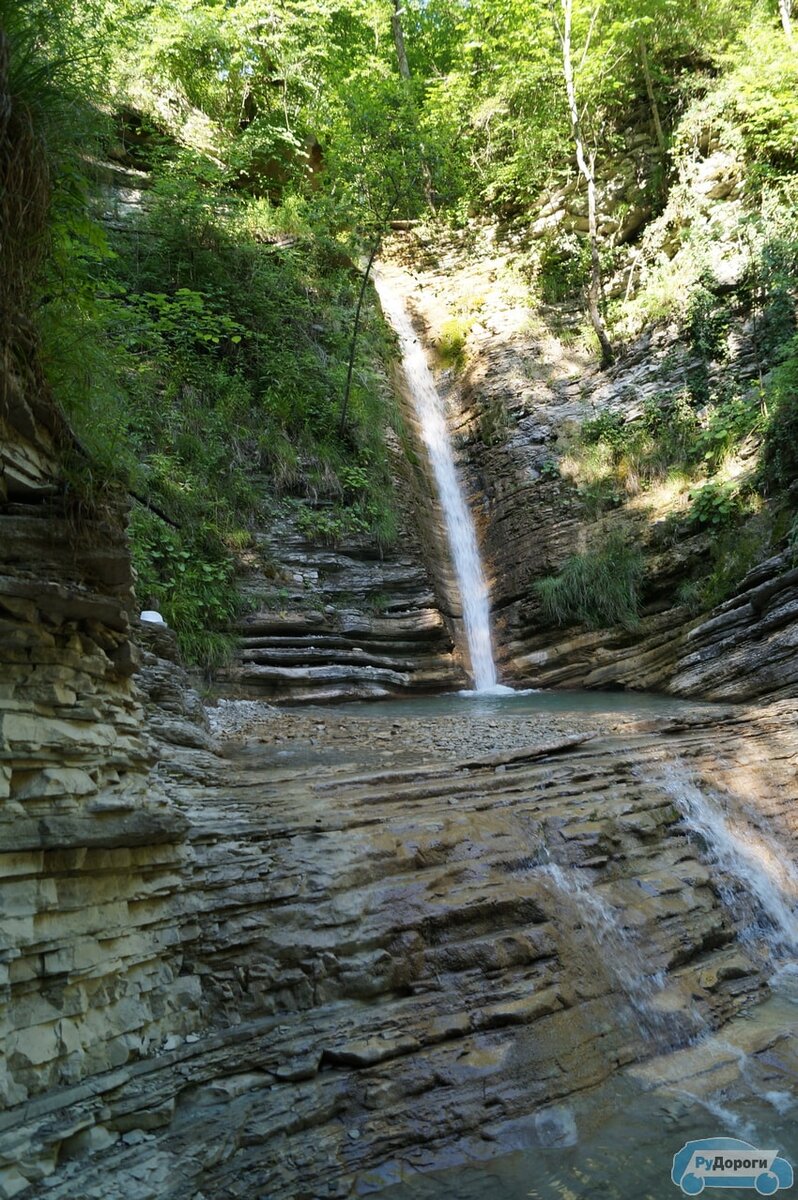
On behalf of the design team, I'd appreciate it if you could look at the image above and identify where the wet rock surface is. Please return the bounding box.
[4,698,797,1199]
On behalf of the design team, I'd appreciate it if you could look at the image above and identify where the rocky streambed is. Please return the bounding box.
[5,694,798,1200]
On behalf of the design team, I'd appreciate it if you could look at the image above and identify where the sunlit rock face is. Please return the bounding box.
[378,206,798,703]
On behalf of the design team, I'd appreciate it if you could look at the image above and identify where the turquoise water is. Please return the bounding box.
[334,688,722,721]
[363,1067,798,1199]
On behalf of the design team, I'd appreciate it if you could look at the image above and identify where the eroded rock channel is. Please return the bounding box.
[4,688,798,1199]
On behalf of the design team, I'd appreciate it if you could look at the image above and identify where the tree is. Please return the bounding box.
[390,0,411,79]
[338,191,398,436]
[322,63,424,433]
[638,34,666,155]
[553,0,615,366]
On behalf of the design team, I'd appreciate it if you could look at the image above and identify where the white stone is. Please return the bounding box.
[139,611,166,625]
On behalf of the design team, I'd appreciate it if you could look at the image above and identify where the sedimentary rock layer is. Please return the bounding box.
[3,701,797,1198]
[0,380,210,1119]
[225,503,463,703]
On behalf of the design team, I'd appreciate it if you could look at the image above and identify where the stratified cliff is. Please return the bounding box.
[0,37,206,1124]
[380,106,798,702]
[222,474,463,703]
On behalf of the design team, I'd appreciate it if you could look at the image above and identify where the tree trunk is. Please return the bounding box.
[339,237,382,436]
[391,0,411,79]
[559,0,614,366]
[779,0,794,46]
[389,0,436,208]
[639,36,666,155]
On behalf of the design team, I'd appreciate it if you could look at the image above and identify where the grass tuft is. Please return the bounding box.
[536,531,645,631]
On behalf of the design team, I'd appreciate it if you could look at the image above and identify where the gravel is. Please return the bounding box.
[205,699,281,738]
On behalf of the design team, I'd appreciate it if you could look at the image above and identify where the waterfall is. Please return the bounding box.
[540,863,697,1046]
[658,763,798,959]
[373,269,500,691]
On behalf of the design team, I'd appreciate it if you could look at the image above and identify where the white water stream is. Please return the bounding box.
[373,269,500,692]
[541,863,690,1045]
[658,763,798,959]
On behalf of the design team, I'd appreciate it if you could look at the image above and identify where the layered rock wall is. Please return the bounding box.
[0,366,205,1120]
[3,701,798,1197]
[225,473,463,703]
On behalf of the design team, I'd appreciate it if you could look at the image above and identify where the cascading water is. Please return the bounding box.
[540,863,695,1046]
[657,762,798,959]
[373,269,500,692]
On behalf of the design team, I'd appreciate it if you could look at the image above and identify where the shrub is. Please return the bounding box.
[570,395,699,507]
[686,480,748,530]
[581,411,630,457]
[129,508,242,669]
[535,531,645,630]
[761,337,798,493]
[676,521,771,615]
[689,390,765,472]
[436,314,472,367]
[686,284,732,361]
[731,23,798,167]
[536,229,589,304]
[539,457,561,480]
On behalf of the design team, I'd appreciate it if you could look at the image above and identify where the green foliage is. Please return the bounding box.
[730,21,798,166]
[101,193,401,654]
[690,390,765,471]
[129,509,241,668]
[575,470,626,518]
[761,337,798,492]
[539,457,562,480]
[686,480,751,529]
[581,411,630,455]
[1,0,115,375]
[295,503,368,546]
[677,520,771,614]
[537,230,590,303]
[536,530,645,629]
[686,285,732,361]
[10,0,409,666]
[436,315,471,367]
[570,394,699,511]
[750,197,798,358]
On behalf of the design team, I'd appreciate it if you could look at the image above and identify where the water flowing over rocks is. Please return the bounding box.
[3,692,798,1198]
[374,268,498,690]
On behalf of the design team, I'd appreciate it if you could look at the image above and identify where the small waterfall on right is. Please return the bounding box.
[541,862,704,1048]
[657,762,798,961]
